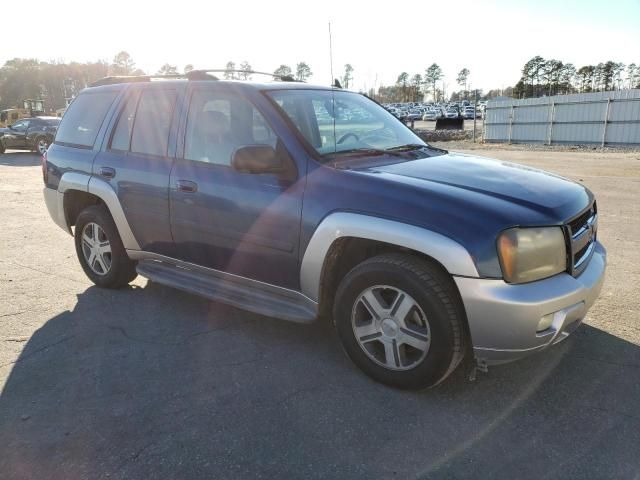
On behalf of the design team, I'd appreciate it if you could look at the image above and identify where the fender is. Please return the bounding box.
[299,212,479,302]
[56,172,141,250]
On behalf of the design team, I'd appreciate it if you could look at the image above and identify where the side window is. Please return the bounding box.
[184,89,277,166]
[55,92,117,147]
[12,120,29,131]
[110,94,138,151]
[130,89,177,157]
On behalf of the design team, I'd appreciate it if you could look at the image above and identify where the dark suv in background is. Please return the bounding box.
[0,116,59,154]
[42,73,606,389]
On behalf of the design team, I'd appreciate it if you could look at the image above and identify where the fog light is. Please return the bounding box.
[537,313,554,333]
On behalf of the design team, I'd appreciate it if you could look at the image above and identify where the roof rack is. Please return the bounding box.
[89,69,300,88]
[189,69,299,82]
[89,71,218,87]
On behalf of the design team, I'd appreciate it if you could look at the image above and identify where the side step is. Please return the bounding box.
[136,260,318,324]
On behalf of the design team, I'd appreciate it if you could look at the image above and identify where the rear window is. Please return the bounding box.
[55,92,117,148]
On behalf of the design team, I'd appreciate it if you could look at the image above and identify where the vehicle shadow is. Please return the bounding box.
[1,282,638,479]
[0,151,42,167]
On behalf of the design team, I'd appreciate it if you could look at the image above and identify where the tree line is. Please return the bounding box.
[513,56,639,98]
[0,52,322,112]
[373,64,473,103]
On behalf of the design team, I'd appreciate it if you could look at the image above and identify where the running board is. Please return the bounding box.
[134,257,318,324]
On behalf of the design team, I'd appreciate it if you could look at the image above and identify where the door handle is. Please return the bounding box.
[99,166,116,178]
[176,180,198,193]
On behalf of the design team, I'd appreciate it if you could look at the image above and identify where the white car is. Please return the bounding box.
[422,110,439,121]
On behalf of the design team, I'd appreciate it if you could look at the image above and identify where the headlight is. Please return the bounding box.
[497,227,567,284]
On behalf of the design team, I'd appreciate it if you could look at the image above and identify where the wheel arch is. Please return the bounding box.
[58,172,140,250]
[300,212,479,312]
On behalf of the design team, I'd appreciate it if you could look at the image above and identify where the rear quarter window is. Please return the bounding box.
[55,91,117,148]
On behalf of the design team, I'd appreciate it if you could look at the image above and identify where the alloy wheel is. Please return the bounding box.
[81,222,112,275]
[351,285,431,371]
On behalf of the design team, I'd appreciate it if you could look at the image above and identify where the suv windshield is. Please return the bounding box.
[267,89,427,158]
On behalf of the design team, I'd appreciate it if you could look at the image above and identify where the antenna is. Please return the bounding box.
[328,21,334,85]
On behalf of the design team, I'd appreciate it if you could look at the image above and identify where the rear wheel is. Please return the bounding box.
[74,205,137,288]
[333,253,466,389]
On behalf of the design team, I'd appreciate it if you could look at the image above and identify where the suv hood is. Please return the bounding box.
[364,151,591,215]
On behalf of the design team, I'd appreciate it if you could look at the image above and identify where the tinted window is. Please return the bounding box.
[184,89,276,165]
[110,95,138,151]
[130,89,177,157]
[55,92,117,147]
[11,120,29,131]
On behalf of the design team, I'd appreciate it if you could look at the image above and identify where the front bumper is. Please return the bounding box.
[454,242,606,365]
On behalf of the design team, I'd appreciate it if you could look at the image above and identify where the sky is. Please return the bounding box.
[2,0,639,93]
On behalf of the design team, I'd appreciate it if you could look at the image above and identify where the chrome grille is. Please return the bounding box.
[566,202,597,276]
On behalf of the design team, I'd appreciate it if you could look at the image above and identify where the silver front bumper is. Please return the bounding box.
[455,242,606,365]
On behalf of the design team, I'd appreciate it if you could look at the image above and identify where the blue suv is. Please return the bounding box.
[42,72,606,389]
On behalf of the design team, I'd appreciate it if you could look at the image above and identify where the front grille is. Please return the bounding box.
[565,201,597,276]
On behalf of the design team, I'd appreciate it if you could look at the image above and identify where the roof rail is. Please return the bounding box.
[89,68,299,88]
[89,71,218,87]
[190,69,300,82]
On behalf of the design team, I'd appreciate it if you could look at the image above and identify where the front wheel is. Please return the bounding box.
[35,136,50,155]
[74,205,137,288]
[333,253,467,389]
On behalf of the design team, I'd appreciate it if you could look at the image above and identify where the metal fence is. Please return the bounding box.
[484,89,640,146]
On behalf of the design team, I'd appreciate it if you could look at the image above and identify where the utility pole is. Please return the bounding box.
[473,89,478,143]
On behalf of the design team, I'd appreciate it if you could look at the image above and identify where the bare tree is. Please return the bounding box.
[424,63,443,101]
[111,51,137,76]
[295,62,313,81]
[273,65,293,79]
[156,64,178,75]
[456,68,470,98]
[628,63,638,89]
[342,64,354,89]
[224,61,236,80]
[239,61,252,80]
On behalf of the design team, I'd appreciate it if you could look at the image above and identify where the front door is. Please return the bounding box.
[169,86,304,289]
[4,119,29,148]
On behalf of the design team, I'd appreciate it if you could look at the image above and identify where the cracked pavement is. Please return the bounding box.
[1,149,639,479]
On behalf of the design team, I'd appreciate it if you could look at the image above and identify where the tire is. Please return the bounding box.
[34,136,49,155]
[333,253,466,390]
[74,205,137,288]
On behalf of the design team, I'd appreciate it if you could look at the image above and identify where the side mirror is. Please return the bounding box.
[231,145,283,174]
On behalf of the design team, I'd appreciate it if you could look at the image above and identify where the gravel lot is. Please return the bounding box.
[1,146,639,479]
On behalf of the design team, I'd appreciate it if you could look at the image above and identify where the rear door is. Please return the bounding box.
[94,85,183,256]
[169,85,304,289]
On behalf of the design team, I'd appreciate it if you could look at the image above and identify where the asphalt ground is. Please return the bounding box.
[1,148,639,479]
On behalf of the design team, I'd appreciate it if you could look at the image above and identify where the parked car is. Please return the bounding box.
[0,116,60,155]
[406,109,423,121]
[445,109,459,118]
[43,75,606,390]
[422,110,439,121]
[462,107,476,120]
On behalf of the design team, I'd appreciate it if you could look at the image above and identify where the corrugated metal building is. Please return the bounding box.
[484,89,640,146]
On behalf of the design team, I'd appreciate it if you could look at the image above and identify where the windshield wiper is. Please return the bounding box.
[384,143,427,152]
[322,147,406,158]
[385,143,448,154]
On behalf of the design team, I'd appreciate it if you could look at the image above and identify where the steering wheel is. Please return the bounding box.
[337,132,359,144]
